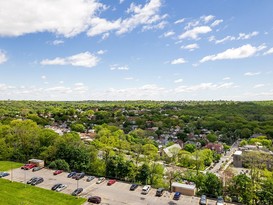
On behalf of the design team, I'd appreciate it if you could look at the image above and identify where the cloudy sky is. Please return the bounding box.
[0,0,273,101]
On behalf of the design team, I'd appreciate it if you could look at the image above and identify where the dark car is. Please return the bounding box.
[71,188,83,196]
[27,177,38,184]
[130,184,138,191]
[87,176,95,182]
[31,177,44,185]
[216,196,225,205]
[88,196,101,204]
[32,167,43,172]
[67,171,77,178]
[173,192,181,200]
[0,172,10,178]
[51,183,62,191]
[75,172,85,180]
[156,188,165,196]
[200,195,207,205]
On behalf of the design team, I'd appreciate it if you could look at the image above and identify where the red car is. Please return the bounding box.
[53,170,63,175]
[21,164,36,170]
[107,179,116,186]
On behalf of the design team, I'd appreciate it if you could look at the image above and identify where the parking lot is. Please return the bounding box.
[7,168,235,205]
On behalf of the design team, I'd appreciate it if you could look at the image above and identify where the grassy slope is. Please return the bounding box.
[0,178,86,205]
[0,161,23,171]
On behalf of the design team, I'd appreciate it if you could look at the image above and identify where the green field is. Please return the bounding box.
[0,178,86,205]
[0,161,23,171]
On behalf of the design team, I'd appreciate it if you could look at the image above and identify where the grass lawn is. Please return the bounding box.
[0,161,23,171]
[0,178,86,205]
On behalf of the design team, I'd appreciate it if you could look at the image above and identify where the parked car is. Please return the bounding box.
[27,177,38,184]
[155,188,165,196]
[53,170,63,175]
[96,177,105,184]
[75,172,85,180]
[173,192,181,200]
[71,188,83,196]
[200,195,207,205]
[141,185,151,194]
[0,172,10,178]
[56,184,67,192]
[21,164,36,170]
[31,177,44,186]
[107,179,116,186]
[87,176,95,182]
[32,167,43,172]
[216,196,225,205]
[129,184,138,191]
[67,171,77,178]
[51,183,62,191]
[88,196,101,204]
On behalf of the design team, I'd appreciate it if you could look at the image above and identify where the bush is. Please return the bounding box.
[49,159,70,172]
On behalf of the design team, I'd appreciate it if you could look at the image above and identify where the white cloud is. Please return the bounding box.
[237,31,259,40]
[41,75,46,80]
[52,40,64,45]
[200,44,266,63]
[102,33,110,40]
[263,47,273,55]
[215,36,236,44]
[171,58,187,65]
[174,18,185,24]
[142,21,167,31]
[101,84,168,100]
[184,20,200,30]
[175,82,236,93]
[244,72,261,76]
[253,84,265,88]
[119,0,125,4]
[87,0,165,37]
[97,50,107,55]
[181,43,199,51]
[201,15,215,23]
[0,0,104,37]
[124,77,134,80]
[110,64,129,70]
[179,26,212,40]
[0,50,7,64]
[212,31,259,44]
[163,31,175,37]
[174,79,183,83]
[40,52,100,68]
[223,77,230,81]
[73,83,88,93]
[211,19,223,27]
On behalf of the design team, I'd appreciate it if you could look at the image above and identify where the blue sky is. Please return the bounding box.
[0,0,273,101]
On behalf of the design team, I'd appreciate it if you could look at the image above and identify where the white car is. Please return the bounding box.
[141,185,151,194]
[56,184,67,192]
[96,177,105,184]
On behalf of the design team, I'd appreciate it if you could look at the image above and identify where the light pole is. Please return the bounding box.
[10,162,13,182]
[24,169,27,188]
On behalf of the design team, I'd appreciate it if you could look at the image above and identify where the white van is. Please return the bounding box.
[141,185,151,194]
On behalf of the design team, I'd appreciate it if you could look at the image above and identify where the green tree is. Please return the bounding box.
[227,174,252,204]
[207,133,217,143]
[71,123,85,132]
[49,159,70,171]
[184,144,196,153]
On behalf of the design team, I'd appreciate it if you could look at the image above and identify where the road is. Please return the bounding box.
[209,140,239,175]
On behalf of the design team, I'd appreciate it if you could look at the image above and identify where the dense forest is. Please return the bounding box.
[0,100,273,204]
